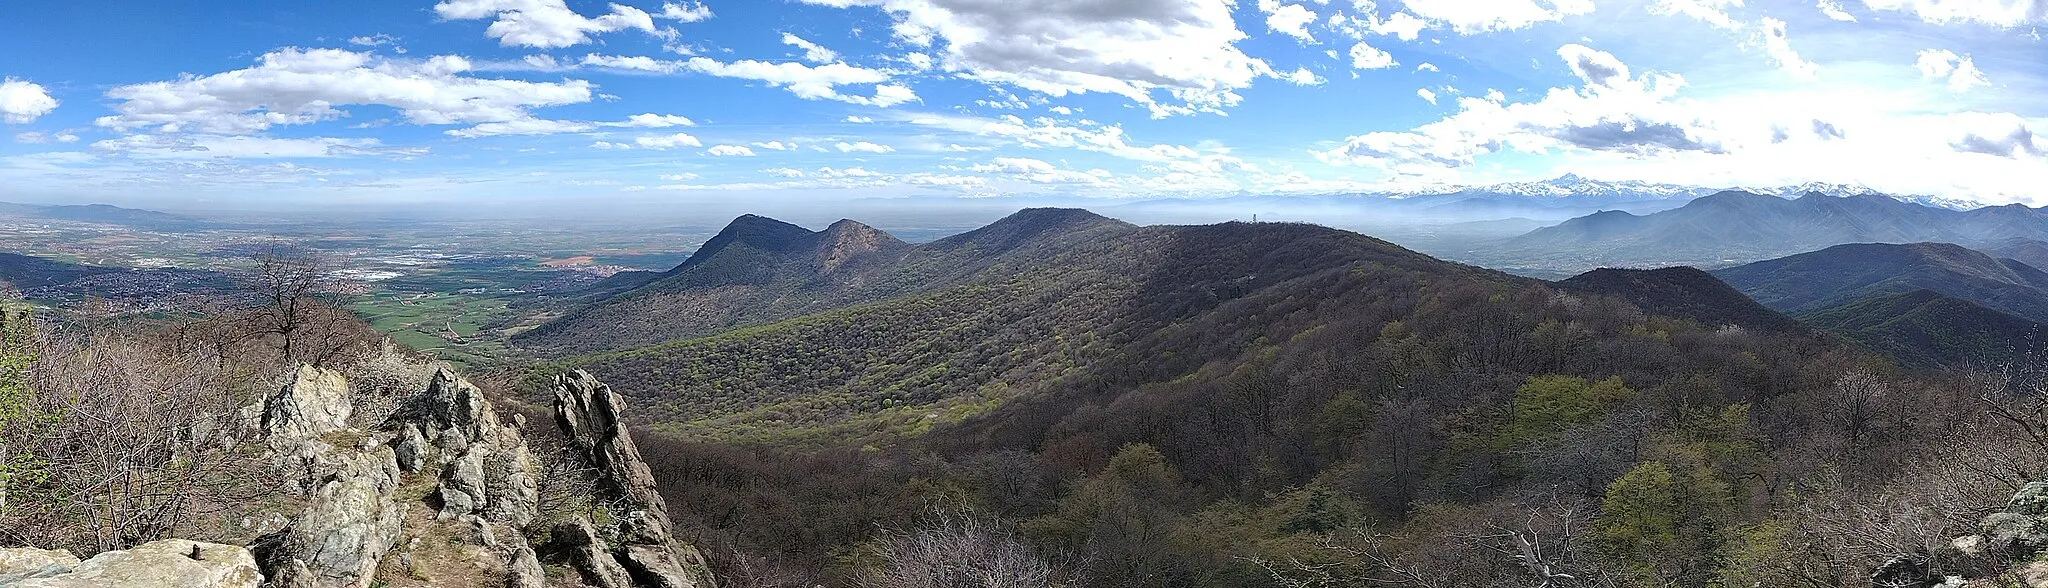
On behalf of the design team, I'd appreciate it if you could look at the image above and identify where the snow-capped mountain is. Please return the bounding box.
[1462,174,1716,200]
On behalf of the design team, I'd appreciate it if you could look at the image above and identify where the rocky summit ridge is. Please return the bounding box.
[0,364,716,588]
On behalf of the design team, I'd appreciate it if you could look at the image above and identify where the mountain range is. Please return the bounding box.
[1483,191,2048,275]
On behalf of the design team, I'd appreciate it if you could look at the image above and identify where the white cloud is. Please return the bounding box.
[1349,42,1398,69]
[1260,0,1321,42]
[834,141,895,153]
[576,53,921,106]
[1858,0,2044,26]
[707,144,757,156]
[1400,0,1595,34]
[1915,49,1991,92]
[1416,63,1441,73]
[969,156,1110,184]
[622,113,695,127]
[1417,88,1438,104]
[96,48,591,134]
[0,79,59,124]
[752,140,797,150]
[1759,18,1820,80]
[844,115,875,123]
[1817,0,1858,20]
[635,132,702,149]
[13,131,79,143]
[796,0,1269,117]
[1949,113,2044,158]
[1372,12,1429,40]
[444,112,694,137]
[1324,44,1723,172]
[446,117,594,137]
[782,33,840,63]
[433,0,687,48]
[1652,0,1745,29]
[763,167,806,177]
[659,1,714,22]
[348,34,403,50]
[1280,67,1325,85]
[90,134,413,159]
[1559,43,1630,88]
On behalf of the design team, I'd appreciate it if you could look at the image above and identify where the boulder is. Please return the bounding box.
[11,540,261,588]
[254,446,405,588]
[262,365,353,439]
[0,547,80,583]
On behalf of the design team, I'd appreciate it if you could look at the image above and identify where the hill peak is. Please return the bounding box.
[930,208,1133,253]
[817,219,908,271]
[1557,266,1802,332]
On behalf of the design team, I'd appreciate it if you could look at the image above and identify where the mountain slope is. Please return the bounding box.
[1491,191,2048,272]
[1711,242,2048,322]
[514,208,1133,355]
[1554,267,1803,333]
[1801,289,2043,369]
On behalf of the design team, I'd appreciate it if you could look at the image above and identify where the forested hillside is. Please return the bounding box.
[505,210,2048,588]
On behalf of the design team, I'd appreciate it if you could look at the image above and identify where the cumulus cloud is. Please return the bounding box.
[970,156,1110,184]
[1858,0,2044,27]
[1916,49,1990,92]
[844,116,874,123]
[1418,88,1438,104]
[795,0,1270,117]
[0,79,59,124]
[659,1,713,22]
[1759,18,1820,80]
[752,140,796,150]
[707,144,757,156]
[1373,12,1429,40]
[1652,0,1745,29]
[623,113,695,127]
[1817,0,1858,20]
[1280,67,1325,85]
[1323,44,1725,171]
[1259,0,1321,42]
[834,141,895,153]
[782,33,840,63]
[1349,42,1398,69]
[96,48,592,134]
[433,0,705,48]
[634,132,702,149]
[1400,0,1595,34]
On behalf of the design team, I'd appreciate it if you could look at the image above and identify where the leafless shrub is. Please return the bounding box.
[860,506,1055,588]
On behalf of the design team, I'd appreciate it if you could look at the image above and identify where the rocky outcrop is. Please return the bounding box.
[1917,481,2048,587]
[550,370,716,588]
[0,540,262,588]
[253,447,404,588]
[393,368,540,528]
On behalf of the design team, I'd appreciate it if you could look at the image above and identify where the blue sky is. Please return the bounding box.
[1,0,2045,209]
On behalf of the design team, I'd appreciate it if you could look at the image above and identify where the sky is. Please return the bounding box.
[0,0,2045,210]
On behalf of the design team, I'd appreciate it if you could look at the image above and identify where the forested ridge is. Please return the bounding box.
[501,209,2048,587]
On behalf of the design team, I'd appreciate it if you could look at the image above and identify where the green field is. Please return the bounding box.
[352,292,517,368]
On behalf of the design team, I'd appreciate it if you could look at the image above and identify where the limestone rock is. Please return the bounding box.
[0,547,80,583]
[552,370,716,588]
[254,446,405,588]
[2014,482,2048,517]
[555,517,635,588]
[393,368,539,528]
[12,540,261,588]
[262,365,353,439]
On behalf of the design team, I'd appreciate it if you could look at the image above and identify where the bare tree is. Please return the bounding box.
[245,244,337,365]
[861,506,1056,588]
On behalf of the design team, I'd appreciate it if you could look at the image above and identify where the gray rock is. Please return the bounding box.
[2013,482,2048,517]
[12,540,262,588]
[555,517,635,588]
[255,446,405,588]
[552,370,716,588]
[0,547,80,583]
[262,365,353,439]
[395,368,540,528]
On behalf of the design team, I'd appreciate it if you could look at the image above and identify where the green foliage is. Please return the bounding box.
[1504,375,1633,447]
[0,306,49,513]
[1598,461,1681,571]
